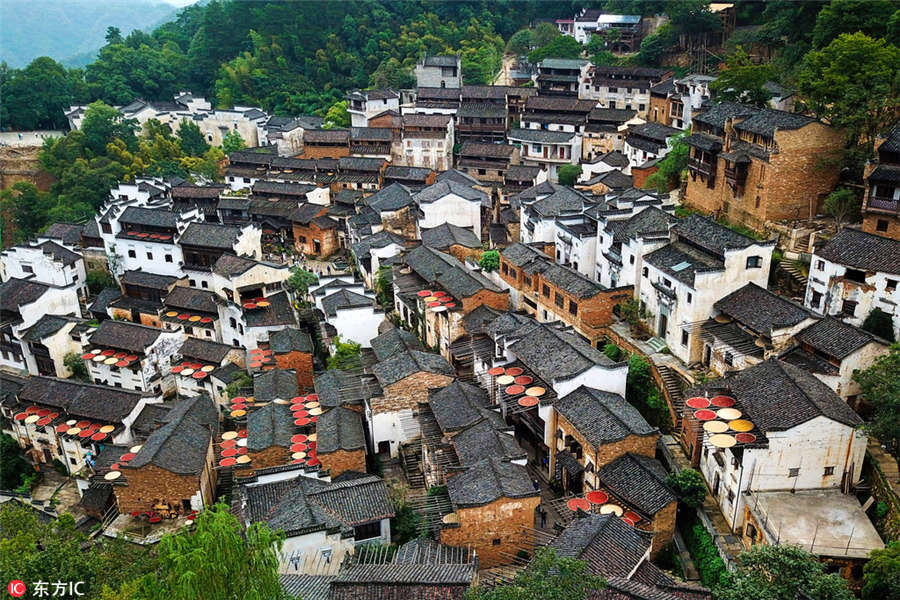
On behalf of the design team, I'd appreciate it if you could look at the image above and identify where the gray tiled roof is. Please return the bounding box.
[446,457,538,507]
[550,513,652,577]
[314,369,374,408]
[627,121,681,142]
[371,326,423,361]
[42,222,84,246]
[508,128,574,143]
[713,283,811,335]
[253,368,300,401]
[421,223,481,251]
[280,575,335,600]
[554,386,657,448]
[179,337,233,364]
[414,179,488,206]
[178,222,240,249]
[673,215,761,255]
[315,406,366,454]
[452,420,525,466]
[366,183,414,212]
[17,376,144,422]
[733,108,816,137]
[596,453,676,516]
[320,288,374,317]
[269,327,314,354]
[372,348,455,387]
[428,380,490,434]
[244,291,296,328]
[644,241,723,286]
[212,253,256,277]
[505,164,543,181]
[0,277,49,311]
[526,184,593,218]
[120,269,180,290]
[34,241,81,266]
[351,230,406,260]
[21,315,73,342]
[404,245,504,298]
[815,227,900,274]
[436,169,480,187]
[164,286,218,314]
[247,401,296,452]
[126,395,217,475]
[691,358,863,432]
[89,320,162,352]
[506,321,616,382]
[118,206,179,228]
[795,317,888,360]
[692,102,757,130]
[610,206,675,243]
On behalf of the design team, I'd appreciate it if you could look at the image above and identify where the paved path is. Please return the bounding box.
[868,438,900,497]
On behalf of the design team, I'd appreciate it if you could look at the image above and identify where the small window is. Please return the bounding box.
[724,352,734,366]
[629,255,635,265]
[555,292,564,308]
[22,265,33,273]
[492,538,501,546]
[841,299,858,317]
[816,260,825,271]
[788,467,800,478]
[542,284,550,297]
[569,300,578,316]
[201,281,209,289]
[886,279,897,292]
[681,330,689,346]
[746,256,762,269]
[642,267,648,278]
[811,290,822,306]
[876,219,889,232]
[127,249,136,258]
[823,466,835,476]
[501,263,508,275]
[687,292,693,303]
[146,252,153,260]
[165,254,173,263]
[229,317,237,328]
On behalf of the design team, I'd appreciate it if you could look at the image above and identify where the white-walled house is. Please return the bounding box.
[320,288,383,348]
[554,214,597,279]
[805,228,900,340]
[1,241,88,300]
[623,122,681,173]
[689,359,867,531]
[19,315,85,378]
[595,204,676,288]
[639,215,774,364]
[347,89,400,127]
[351,231,407,290]
[516,182,595,244]
[414,179,488,240]
[507,128,582,182]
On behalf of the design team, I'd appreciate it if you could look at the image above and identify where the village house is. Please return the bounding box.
[684,359,880,588]
[508,128,582,182]
[360,183,417,238]
[160,286,222,342]
[315,405,367,477]
[301,129,350,159]
[1,240,88,300]
[440,457,540,568]
[780,317,891,407]
[554,213,599,279]
[314,367,376,414]
[649,74,715,131]
[861,120,900,239]
[0,277,82,374]
[421,223,482,263]
[457,85,509,143]
[623,121,681,173]
[84,320,185,395]
[581,66,672,117]
[18,315,85,378]
[369,343,455,457]
[583,107,638,159]
[5,376,150,475]
[500,243,632,344]
[413,86,462,115]
[503,164,547,198]
[333,156,387,194]
[114,394,218,517]
[415,54,462,88]
[638,215,774,365]
[233,400,295,474]
[349,127,393,160]
[320,287,382,349]
[110,270,186,326]
[266,157,318,185]
[268,327,316,390]
[209,253,290,308]
[39,221,88,249]
[595,202,677,289]
[223,289,297,350]
[398,114,454,170]
[535,58,590,96]
[258,114,323,156]
[291,203,340,258]
[170,184,228,222]
[579,149,630,184]
[415,179,489,240]
[225,148,277,190]
[804,227,900,340]
[101,205,203,278]
[382,165,437,191]
[172,336,243,406]
[233,470,394,563]
[457,142,519,185]
[347,89,400,127]
[700,283,817,376]
[351,230,407,289]
[516,182,594,244]
[683,102,844,232]
[179,221,263,289]
[560,9,643,48]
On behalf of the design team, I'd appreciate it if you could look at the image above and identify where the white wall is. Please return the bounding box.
[328,305,383,348]
[418,194,482,240]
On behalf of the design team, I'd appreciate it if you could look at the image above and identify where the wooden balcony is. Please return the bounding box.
[867,195,900,213]
[724,166,747,187]
[688,156,715,177]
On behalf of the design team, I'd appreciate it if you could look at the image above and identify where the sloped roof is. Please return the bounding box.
[507,322,616,382]
[414,179,488,206]
[554,386,657,448]
[126,395,217,475]
[550,513,652,577]
[421,223,481,250]
[815,227,900,274]
[118,206,179,228]
[89,320,162,352]
[321,289,374,317]
[366,183,415,212]
[246,401,295,452]
[269,327,314,354]
[404,245,503,298]
[164,286,218,314]
[428,380,492,434]
[17,376,144,422]
[795,317,888,359]
[447,457,538,507]
[178,222,240,249]
[315,406,366,454]
[371,326,423,361]
[0,278,50,311]
[596,453,676,516]
[713,283,811,335]
[179,337,233,364]
[372,348,454,387]
[253,368,300,401]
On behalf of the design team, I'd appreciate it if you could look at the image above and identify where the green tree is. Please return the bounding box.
[644,135,688,191]
[375,265,394,312]
[176,119,211,157]
[0,182,54,243]
[797,33,900,151]
[0,57,87,130]
[130,503,288,600]
[86,269,117,294]
[528,35,583,63]
[81,100,138,154]
[716,544,853,600]
[861,308,896,343]
[323,100,351,129]
[811,0,899,49]
[854,344,900,459]
[328,335,363,370]
[666,0,723,37]
[64,351,91,382]
[0,434,32,489]
[221,129,246,153]
[626,354,670,431]
[823,188,861,231]
[664,468,707,509]
[862,541,900,600]
[638,23,679,66]
[557,164,582,186]
[532,22,561,48]
[285,266,318,296]
[370,58,415,89]
[710,48,775,107]
[507,29,534,55]
[602,343,622,362]
[479,250,500,272]
[389,483,421,545]
[465,546,605,600]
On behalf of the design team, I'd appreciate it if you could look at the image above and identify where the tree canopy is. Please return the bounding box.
[853,343,900,459]
[709,48,775,107]
[862,541,900,600]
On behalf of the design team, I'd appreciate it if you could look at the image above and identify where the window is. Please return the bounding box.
[811,290,822,306]
[642,267,648,278]
[569,300,578,316]
[724,352,734,366]
[788,467,800,478]
[102,223,112,234]
[165,254,173,263]
[886,279,897,292]
[746,256,762,269]
[816,260,825,271]
[492,538,501,546]
[841,299,858,317]
[555,292,564,308]
[201,281,209,289]
[127,249,136,258]
[189,279,197,286]
[876,219,889,232]
[501,262,508,275]
[146,252,153,260]
[629,255,635,264]
[542,284,550,297]
[662,278,671,288]
[243,177,250,184]
[638,104,645,111]
[22,264,34,273]
[845,268,866,283]
[687,292,692,303]
[681,330,689,346]
[824,466,835,476]
[229,317,237,328]
[478,169,486,175]
[353,521,381,540]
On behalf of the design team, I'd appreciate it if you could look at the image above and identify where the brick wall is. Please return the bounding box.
[114,462,214,515]
[319,448,366,478]
[275,350,315,391]
[302,145,350,159]
[460,288,510,314]
[440,495,540,568]
[861,214,900,240]
[632,163,659,189]
[649,95,672,127]
[381,206,418,239]
[648,500,676,557]
[446,244,481,264]
[236,444,292,476]
[373,372,455,415]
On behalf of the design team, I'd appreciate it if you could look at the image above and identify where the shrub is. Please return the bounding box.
[603,343,622,361]
[682,520,727,587]
[665,469,707,509]
[479,250,500,272]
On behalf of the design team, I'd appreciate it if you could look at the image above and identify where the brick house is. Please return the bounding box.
[370,345,455,457]
[441,457,540,568]
[383,165,437,191]
[291,203,339,258]
[349,127,393,159]
[683,102,844,232]
[583,107,637,159]
[237,401,295,473]
[111,270,186,326]
[457,142,519,185]
[500,243,631,344]
[581,66,672,117]
[269,327,315,390]
[861,120,900,239]
[313,368,376,414]
[115,394,218,516]
[421,223,482,263]
[174,336,245,406]
[302,129,350,159]
[315,406,367,477]
[362,183,417,239]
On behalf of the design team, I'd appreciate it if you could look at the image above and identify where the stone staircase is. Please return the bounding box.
[780,260,808,287]
[646,336,668,353]
[658,365,685,426]
[399,443,425,489]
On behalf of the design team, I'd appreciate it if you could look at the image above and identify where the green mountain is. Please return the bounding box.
[0,0,182,67]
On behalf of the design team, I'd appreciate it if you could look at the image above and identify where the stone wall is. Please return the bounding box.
[441,495,540,568]
[319,448,366,478]
[302,145,350,159]
[114,463,213,515]
[648,500,677,557]
[275,350,315,391]
[373,371,455,415]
